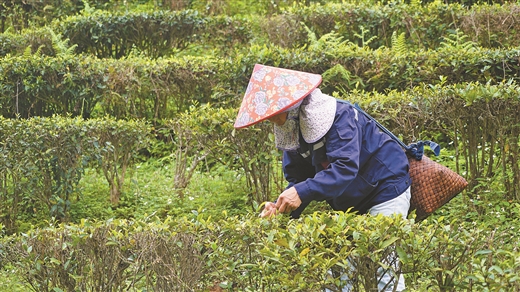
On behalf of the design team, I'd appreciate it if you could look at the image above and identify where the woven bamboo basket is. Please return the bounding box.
[408,155,468,220]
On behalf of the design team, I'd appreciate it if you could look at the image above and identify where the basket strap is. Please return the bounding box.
[337,99,440,160]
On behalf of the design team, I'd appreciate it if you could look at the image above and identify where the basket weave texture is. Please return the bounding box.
[408,155,468,220]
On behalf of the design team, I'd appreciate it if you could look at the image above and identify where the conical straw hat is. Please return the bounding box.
[234,64,322,129]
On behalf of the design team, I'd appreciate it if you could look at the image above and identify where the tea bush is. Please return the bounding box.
[2,0,520,290]
[165,103,285,206]
[1,207,518,291]
[0,116,150,234]
[4,2,520,59]
[270,2,520,50]
[2,45,520,120]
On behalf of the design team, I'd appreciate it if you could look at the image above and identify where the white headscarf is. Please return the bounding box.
[274,88,337,151]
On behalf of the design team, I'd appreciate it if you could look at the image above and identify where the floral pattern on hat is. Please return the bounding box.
[234,64,322,129]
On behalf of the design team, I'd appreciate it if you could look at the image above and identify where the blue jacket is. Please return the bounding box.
[284,100,411,218]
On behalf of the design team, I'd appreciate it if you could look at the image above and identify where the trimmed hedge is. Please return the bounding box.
[0,116,150,233]
[0,54,227,120]
[2,2,520,59]
[344,81,520,202]
[56,10,252,59]
[271,2,520,50]
[1,45,519,120]
[0,0,142,33]
[1,211,519,291]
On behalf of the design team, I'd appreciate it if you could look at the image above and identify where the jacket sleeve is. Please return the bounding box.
[282,150,316,189]
[293,108,364,204]
[282,151,316,218]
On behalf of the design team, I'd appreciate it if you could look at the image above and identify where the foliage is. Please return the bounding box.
[87,118,151,205]
[2,0,520,290]
[439,29,478,53]
[166,103,285,207]
[69,159,249,223]
[2,44,520,122]
[55,10,252,59]
[0,117,150,234]
[0,0,154,33]
[3,2,520,60]
[1,207,518,291]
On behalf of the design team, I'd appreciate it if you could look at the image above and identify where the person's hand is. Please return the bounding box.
[275,187,302,214]
[260,201,278,218]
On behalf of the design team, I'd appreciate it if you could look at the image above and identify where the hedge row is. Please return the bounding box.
[1,211,519,291]
[2,2,519,59]
[0,116,150,233]
[0,0,140,33]
[0,109,279,235]
[2,80,520,236]
[0,0,307,34]
[0,54,227,120]
[2,0,500,34]
[273,1,520,50]
[56,10,251,59]
[0,9,252,59]
[1,44,519,120]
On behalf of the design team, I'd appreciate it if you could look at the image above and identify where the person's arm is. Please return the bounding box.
[282,151,315,217]
[282,150,316,188]
[260,150,314,218]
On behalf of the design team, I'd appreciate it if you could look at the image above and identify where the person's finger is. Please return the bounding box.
[267,208,278,217]
[275,197,284,210]
[261,201,274,211]
[260,202,277,217]
[275,187,301,214]
[277,199,290,213]
[275,198,283,212]
[275,199,281,210]
[260,207,278,218]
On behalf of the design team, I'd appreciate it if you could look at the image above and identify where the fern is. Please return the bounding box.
[302,23,319,49]
[302,22,352,52]
[440,29,477,52]
[354,26,377,48]
[322,64,364,95]
[35,45,45,56]
[46,27,77,57]
[23,45,33,59]
[391,31,407,55]
[22,44,45,58]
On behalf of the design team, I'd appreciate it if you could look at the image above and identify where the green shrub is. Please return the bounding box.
[0,0,153,33]
[0,116,150,233]
[56,10,252,59]
[3,45,520,121]
[266,2,520,50]
[168,103,286,206]
[2,209,518,291]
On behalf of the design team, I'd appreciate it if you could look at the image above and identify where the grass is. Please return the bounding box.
[69,158,251,223]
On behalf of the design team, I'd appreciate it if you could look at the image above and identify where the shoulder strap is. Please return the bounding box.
[337,99,440,161]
